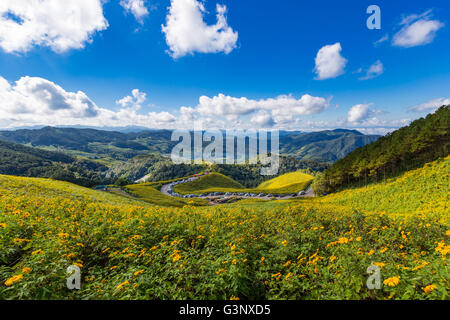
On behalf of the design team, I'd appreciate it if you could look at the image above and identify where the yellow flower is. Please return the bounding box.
[271,273,282,281]
[73,262,83,268]
[5,274,23,286]
[31,249,43,255]
[133,270,145,277]
[384,276,400,287]
[22,267,32,274]
[373,262,386,268]
[423,284,437,294]
[13,238,29,244]
[116,280,129,291]
[435,241,450,255]
[230,296,240,300]
[109,265,118,270]
[260,256,265,264]
[171,253,182,262]
[367,249,375,256]
[0,223,6,228]
[446,230,450,236]
[281,240,288,246]
[337,237,349,244]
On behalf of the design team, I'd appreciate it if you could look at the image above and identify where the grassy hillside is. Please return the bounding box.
[173,172,243,194]
[125,184,208,207]
[0,169,447,300]
[258,171,313,189]
[317,155,449,220]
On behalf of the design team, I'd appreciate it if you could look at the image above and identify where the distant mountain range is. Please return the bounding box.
[0,126,381,186]
[0,126,380,163]
[279,129,380,162]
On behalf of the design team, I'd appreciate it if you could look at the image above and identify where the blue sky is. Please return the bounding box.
[0,0,449,134]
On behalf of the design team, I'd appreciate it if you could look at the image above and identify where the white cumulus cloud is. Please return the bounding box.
[116,89,147,109]
[195,93,329,120]
[359,60,384,80]
[0,76,100,122]
[393,10,444,48]
[347,104,374,123]
[314,42,347,80]
[408,98,450,112]
[0,75,177,129]
[0,0,108,53]
[161,0,238,58]
[120,0,149,25]
[250,111,274,128]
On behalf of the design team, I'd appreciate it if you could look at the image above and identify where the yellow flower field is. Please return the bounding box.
[0,157,448,300]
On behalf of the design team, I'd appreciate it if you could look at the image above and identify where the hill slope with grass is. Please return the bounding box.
[258,171,313,190]
[316,155,449,220]
[173,172,244,194]
[0,164,448,300]
[124,183,208,207]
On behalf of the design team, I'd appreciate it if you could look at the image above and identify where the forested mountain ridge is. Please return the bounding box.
[0,139,109,187]
[0,126,175,160]
[313,105,450,194]
[279,129,380,162]
[141,156,329,188]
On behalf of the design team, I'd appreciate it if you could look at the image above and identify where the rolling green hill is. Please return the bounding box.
[173,173,244,194]
[258,171,313,189]
[124,184,208,207]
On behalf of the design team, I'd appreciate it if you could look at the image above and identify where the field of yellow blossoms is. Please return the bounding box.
[0,157,448,300]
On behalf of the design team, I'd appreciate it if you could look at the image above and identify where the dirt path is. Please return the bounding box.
[160,183,171,196]
[301,186,314,197]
